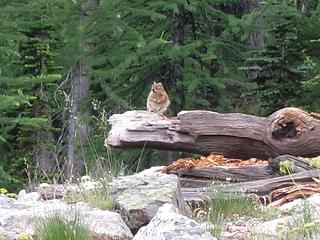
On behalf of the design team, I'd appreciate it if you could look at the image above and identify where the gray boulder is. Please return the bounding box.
[0,195,132,240]
[133,203,216,240]
[109,167,191,232]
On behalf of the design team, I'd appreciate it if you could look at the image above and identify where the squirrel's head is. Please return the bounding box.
[151,82,164,93]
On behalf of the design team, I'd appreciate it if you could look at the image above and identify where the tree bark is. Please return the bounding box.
[169,165,277,184]
[106,107,320,159]
[65,0,98,180]
[181,170,320,201]
[268,154,313,173]
[65,61,91,179]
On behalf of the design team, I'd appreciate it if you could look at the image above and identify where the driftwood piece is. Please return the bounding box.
[171,165,278,184]
[106,108,320,159]
[35,184,71,200]
[179,178,215,188]
[269,154,313,173]
[181,170,320,201]
[268,183,320,206]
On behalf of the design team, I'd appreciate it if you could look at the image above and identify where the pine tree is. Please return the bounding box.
[0,0,64,189]
[82,0,260,167]
[87,0,252,114]
[242,3,310,114]
[301,2,320,111]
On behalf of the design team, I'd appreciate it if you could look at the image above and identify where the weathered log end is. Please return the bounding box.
[105,108,320,159]
[105,110,196,152]
[266,108,320,157]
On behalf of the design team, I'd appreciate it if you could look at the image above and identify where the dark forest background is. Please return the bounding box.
[0,0,319,190]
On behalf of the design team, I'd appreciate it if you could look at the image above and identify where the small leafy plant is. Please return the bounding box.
[278,203,320,240]
[309,156,320,168]
[16,233,33,240]
[279,160,295,175]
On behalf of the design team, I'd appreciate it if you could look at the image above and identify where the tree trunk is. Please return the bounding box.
[65,61,90,179]
[65,0,98,180]
[170,4,185,113]
[106,107,320,159]
[162,4,185,165]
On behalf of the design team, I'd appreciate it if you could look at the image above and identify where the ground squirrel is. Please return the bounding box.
[147,82,170,115]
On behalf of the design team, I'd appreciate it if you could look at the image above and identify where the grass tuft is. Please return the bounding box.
[84,187,115,210]
[200,191,262,239]
[34,213,90,240]
[208,191,260,220]
[64,183,115,210]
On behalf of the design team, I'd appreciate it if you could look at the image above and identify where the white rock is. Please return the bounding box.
[39,183,50,188]
[81,175,92,182]
[18,189,41,203]
[251,216,292,238]
[133,203,216,240]
[18,190,41,203]
[109,167,191,232]
[308,193,320,203]
[278,198,304,212]
[0,195,132,240]
[81,181,99,191]
[279,193,320,215]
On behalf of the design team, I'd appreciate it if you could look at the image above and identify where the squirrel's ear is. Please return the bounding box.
[153,81,156,84]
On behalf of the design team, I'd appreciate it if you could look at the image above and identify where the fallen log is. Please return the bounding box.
[269,154,313,173]
[181,170,320,201]
[171,166,278,184]
[267,183,320,206]
[106,108,320,159]
[163,154,275,183]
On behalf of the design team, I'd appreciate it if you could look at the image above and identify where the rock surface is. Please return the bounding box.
[251,194,320,239]
[133,203,216,240]
[279,193,320,213]
[109,167,191,232]
[0,194,132,240]
[251,215,292,238]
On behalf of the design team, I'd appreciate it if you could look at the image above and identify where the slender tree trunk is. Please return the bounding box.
[64,0,98,180]
[166,5,185,165]
[170,5,185,113]
[65,60,90,179]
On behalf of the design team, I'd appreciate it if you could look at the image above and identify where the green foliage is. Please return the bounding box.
[64,178,115,210]
[0,0,64,190]
[206,191,261,238]
[15,233,33,240]
[309,156,320,168]
[34,213,91,240]
[279,160,295,175]
[87,0,251,114]
[300,5,320,111]
[0,0,320,189]
[277,203,320,240]
[242,3,312,114]
[0,165,22,191]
